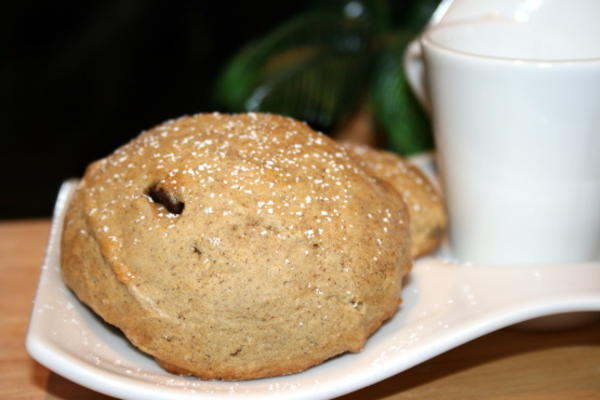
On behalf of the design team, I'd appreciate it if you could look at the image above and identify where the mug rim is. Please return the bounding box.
[421,21,600,65]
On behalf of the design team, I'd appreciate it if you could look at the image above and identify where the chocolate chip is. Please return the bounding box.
[146,183,185,215]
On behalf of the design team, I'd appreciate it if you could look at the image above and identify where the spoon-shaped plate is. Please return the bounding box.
[27,173,600,400]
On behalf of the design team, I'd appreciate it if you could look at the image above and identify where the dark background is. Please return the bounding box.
[2,1,307,219]
[2,0,415,219]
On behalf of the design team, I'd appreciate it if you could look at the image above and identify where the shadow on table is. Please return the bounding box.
[336,320,600,400]
[46,373,116,400]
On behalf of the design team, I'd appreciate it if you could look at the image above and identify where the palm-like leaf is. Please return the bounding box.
[214,11,372,130]
[370,31,433,155]
[214,0,439,154]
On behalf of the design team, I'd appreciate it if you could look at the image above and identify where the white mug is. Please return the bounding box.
[405,0,600,265]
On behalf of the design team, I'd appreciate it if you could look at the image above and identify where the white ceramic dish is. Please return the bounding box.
[27,165,600,400]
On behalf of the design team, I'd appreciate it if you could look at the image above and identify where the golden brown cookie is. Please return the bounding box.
[61,112,412,380]
[342,143,447,258]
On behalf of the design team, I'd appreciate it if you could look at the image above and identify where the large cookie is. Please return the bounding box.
[61,113,412,380]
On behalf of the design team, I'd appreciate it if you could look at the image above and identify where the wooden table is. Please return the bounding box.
[2,219,599,400]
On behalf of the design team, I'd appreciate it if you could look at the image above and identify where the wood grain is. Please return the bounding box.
[1,219,599,400]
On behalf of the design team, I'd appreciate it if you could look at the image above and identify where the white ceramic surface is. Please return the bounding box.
[27,172,600,400]
[404,0,600,265]
[429,0,600,28]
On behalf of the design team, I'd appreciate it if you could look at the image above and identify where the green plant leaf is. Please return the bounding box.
[370,31,433,156]
[214,11,373,131]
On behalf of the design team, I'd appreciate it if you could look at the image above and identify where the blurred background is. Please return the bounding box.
[2,0,439,219]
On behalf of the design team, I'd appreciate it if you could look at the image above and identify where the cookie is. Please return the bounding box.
[342,142,446,258]
[61,112,412,380]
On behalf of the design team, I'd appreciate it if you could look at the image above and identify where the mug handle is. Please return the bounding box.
[403,0,459,113]
[403,39,430,113]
